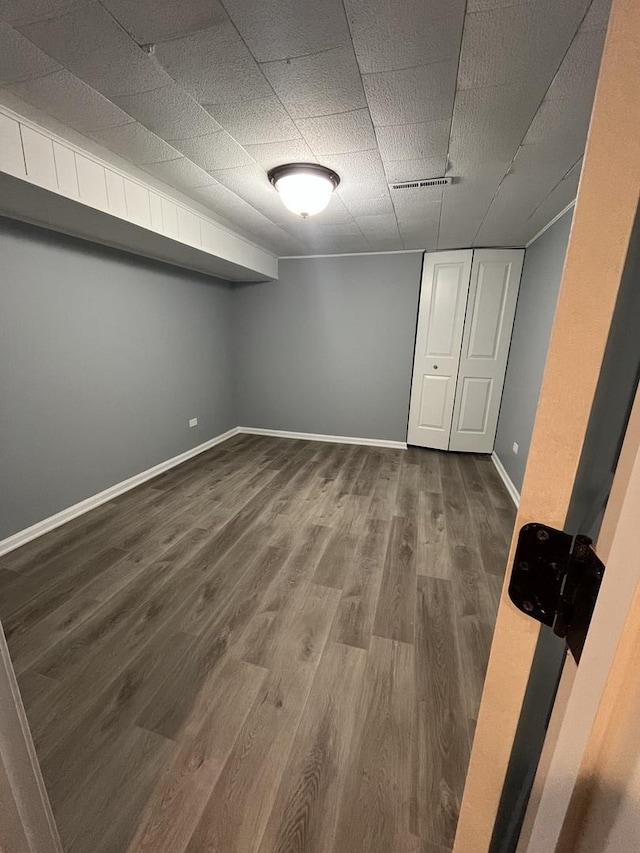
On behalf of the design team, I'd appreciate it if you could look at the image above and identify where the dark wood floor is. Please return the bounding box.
[0,434,515,853]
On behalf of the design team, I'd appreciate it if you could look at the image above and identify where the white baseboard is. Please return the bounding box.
[238,426,407,450]
[0,427,241,557]
[491,452,521,508]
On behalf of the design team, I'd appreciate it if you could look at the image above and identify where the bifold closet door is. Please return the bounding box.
[449,249,524,453]
[407,250,473,450]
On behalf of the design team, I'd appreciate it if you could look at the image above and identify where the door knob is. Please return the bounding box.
[433,364,439,370]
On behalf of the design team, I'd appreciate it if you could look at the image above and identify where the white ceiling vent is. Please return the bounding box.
[390,177,453,190]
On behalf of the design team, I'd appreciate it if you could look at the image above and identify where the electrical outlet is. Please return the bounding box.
[189,417,198,428]
[512,442,519,454]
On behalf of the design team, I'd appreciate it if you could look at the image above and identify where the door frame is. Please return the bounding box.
[453,0,640,849]
[0,625,62,853]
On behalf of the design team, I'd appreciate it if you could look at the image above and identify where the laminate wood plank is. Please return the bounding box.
[449,544,496,623]
[238,524,331,668]
[455,615,494,723]
[0,545,128,628]
[137,543,286,740]
[184,584,340,853]
[414,577,470,849]
[395,456,420,518]
[332,636,415,853]
[258,641,367,853]
[128,656,267,853]
[54,725,174,853]
[416,491,451,580]
[331,517,390,650]
[474,455,515,512]
[314,528,361,589]
[373,516,417,644]
[368,452,402,521]
[15,670,56,711]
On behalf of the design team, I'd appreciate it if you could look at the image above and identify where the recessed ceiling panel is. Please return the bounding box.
[112,84,222,141]
[9,69,134,132]
[205,96,300,145]
[345,0,466,73]
[88,122,179,165]
[364,60,458,127]
[297,109,376,156]
[222,0,351,63]
[261,46,366,119]
[100,0,228,44]
[155,22,273,104]
[0,21,59,82]
[376,120,450,163]
[17,3,167,97]
[171,130,254,170]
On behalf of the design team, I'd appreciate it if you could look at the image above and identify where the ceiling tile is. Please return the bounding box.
[209,162,285,219]
[392,188,443,227]
[458,1,591,91]
[383,156,447,183]
[0,1,80,26]
[522,95,591,148]
[355,212,401,240]
[0,21,60,83]
[172,131,254,170]
[261,46,366,119]
[8,68,134,132]
[222,0,350,63]
[100,0,228,44]
[345,0,465,73]
[437,176,499,248]
[545,27,606,101]
[364,60,457,127]
[343,193,394,217]
[376,120,450,162]
[308,192,353,225]
[142,157,217,189]
[88,121,179,164]
[155,22,272,104]
[112,84,222,141]
[17,2,168,97]
[297,109,376,155]
[243,138,316,170]
[322,148,388,202]
[448,84,535,166]
[205,96,300,145]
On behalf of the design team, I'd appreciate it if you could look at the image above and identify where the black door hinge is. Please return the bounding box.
[508,522,605,663]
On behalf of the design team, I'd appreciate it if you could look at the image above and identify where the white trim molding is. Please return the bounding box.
[0,427,241,557]
[239,426,407,450]
[526,200,576,248]
[491,452,521,507]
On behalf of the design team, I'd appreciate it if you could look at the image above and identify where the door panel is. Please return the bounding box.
[455,376,493,434]
[407,250,473,449]
[450,249,524,453]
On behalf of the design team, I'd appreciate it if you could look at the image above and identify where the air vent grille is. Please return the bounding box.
[390,177,453,190]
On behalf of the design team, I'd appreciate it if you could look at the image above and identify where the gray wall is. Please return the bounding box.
[0,217,235,540]
[494,209,573,492]
[233,253,423,443]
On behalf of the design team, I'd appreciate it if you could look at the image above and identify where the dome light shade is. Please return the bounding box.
[268,163,340,218]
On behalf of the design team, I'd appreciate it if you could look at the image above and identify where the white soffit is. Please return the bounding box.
[0,105,278,281]
[0,0,611,256]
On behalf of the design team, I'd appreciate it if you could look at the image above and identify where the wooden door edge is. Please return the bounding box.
[0,625,62,853]
[453,0,640,848]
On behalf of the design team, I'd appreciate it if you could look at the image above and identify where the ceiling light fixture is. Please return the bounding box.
[268,162,340,218]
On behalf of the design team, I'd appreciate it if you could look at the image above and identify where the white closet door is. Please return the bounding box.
[407,250,473,449]
[449,248,524,453]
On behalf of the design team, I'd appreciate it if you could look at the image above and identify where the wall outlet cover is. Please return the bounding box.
[189,417,198,428]
[512,442,519,454]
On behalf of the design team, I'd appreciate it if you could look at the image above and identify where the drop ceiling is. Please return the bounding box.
[0,0,610,256]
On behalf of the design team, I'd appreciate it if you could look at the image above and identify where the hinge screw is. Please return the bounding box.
[518,561,529,571]
[523,600,534,612]
[537,529,549,541]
